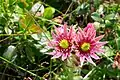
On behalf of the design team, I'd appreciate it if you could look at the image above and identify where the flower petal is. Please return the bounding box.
[80,56,85,67]
[47,51,56,55]
[77,32,83,41]
[52,32,57,39]
[63,23,67,36]
[54,26,64,35]
[85,55,96,66]
[94,35,104,42]
[62,53,68,61]
[69,27,75,39]
[78,27,85,38]
[51,52,62,59]
[97,49,105,53]
[86,28,91,37]
[90,53,100,60]
[92,42,107,47]
[90,30,96,39]
[48,40,58,47]
[76,52,80,57]
[84,23,94,32]
[92,48,104,53]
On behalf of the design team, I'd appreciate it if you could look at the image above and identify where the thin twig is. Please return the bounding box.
[0,33,32,36]
[1,64,8,80]
[65,2,73,15]
[0,37,10,43]
[0,72,21,78]
[0,56,42,79]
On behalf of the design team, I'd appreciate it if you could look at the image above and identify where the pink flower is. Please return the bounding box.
[48,24,75,61]
[75,23,107,66]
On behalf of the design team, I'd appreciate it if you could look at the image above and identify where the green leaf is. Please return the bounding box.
[0,16,7,25]
[75,3,89,14]
[18,2,25,9]
[91,12,103,22]
[19,14,41,33]
[9,0,16,5]
[105,14,115,20]
[31,2,44,14]
[116,24,120,36]
[105,20,112,27]
[4,27,12,34]
[25,45,35,63]
[3,45,16,61]
[73,76,83,80]
[104,46,114,57]
[93,22,100,29]
[116,37,120,50]
[17,0,29,9]
[43,7,55,19]
[31,34,41,40]
[98,5,104,14]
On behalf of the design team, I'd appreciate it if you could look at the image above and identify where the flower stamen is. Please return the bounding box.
[81,42,90,51]
[59,39,69,49]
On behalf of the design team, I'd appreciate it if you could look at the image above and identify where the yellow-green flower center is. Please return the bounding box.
[59,39,69,49]
[81,42,90,51]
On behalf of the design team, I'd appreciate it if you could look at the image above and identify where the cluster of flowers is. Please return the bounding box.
[48,23,107,66]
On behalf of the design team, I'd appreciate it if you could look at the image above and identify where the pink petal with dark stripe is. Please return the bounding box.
[90,53,100,60]
[62,53,68,61]
[51,52,62,59]
[85,56,96,66]
[80,56,85,66]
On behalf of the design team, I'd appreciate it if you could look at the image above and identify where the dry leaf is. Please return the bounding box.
[112,52,120,69]
[19,14,43,34]
[28,24,43,33]
[52,16,63,24]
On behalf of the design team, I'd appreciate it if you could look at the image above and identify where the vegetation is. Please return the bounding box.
[0,0,120,80]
